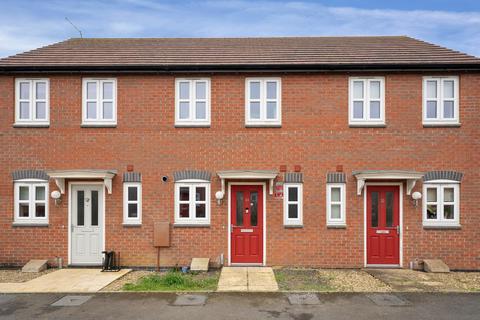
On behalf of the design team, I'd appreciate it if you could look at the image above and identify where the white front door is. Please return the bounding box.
[71,185,104,265]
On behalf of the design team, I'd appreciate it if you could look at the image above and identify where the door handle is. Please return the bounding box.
[396,225,400,235]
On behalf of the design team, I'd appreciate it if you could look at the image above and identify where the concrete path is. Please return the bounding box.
[217,267,279,292]
[0,268,130,293]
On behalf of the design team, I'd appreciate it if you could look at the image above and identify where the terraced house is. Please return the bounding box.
[0,36,479,270]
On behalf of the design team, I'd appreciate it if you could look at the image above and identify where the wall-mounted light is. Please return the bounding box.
[51,190,62,206]
[411,191,422,207]
[215,191,224,205]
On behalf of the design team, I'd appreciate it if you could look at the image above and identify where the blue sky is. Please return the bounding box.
[1,0,479,58]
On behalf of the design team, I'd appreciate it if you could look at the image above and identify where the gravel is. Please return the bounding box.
[101,270,154,291]
[0,268,56,283]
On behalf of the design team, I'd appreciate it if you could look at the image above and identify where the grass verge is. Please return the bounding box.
[123,270,219,292]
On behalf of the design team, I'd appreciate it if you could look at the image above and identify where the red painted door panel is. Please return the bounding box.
[231,185,263,264]
[367,186,400,265]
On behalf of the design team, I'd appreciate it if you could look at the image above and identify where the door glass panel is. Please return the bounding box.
[77,190,84,226]
[250,191,258,226]
[386,191,394,227]
[371,191,379,227]
[91,190,98,226]
[235,191,243,226]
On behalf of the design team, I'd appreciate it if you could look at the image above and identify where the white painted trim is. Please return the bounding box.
[283,183,303,226]
[326,183,346,226]
[14,78,50,126]
[174,182,211,225]
[363,182,403,268]
[82,78,117,126]
[227,182,267,266]
[353,170,423,195]
[422,182,460,227]
[13,181,49,224]
[174,78,211,126]
[245,77,282,126]
[348,77,385,126]
[123,182,142,225]
[68,181,106,266]
[422,76,459,126]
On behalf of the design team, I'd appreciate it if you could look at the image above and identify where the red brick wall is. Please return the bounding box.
[0,73,478,270]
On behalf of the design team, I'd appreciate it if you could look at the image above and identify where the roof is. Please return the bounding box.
[1,36,480,72]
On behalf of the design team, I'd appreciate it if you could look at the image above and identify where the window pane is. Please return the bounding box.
[87,102,97,119]
[91,190,98,226]
[179,187,189,201]
[128,203,138,218]
[427,188,437,202]
[250,191,258,226]
[331,204,341,219]
[288,187,298,202]
[103,82,113,99]
[20,82,30,99]
[236,191,243,226]
[370,81,380,99]
[19,203,29,217]
[427,205,437,219]
[196,204,206,218]
[353,101,363,119]
[36,102,46,119]
[266,102,277,119]
[353,81,363,99]
[195,102,206,119]
[179,102,189,119]
[128,186,138,201]
[266,81,277,99]
[103,102,113,119]
[370,101,380,119]
[87,82,97,99]
[19,186,29,200]
[179,203,189,218]
[386,191,394,227]
[35,204,45,217]
[443,80,454,99]
[250,82,260,99]
[426,101,437,118]
[77,190,84,226]
[250,102,260,119]
[443,101,454,118]
[444,188,454,202]
[20,102,30,119]
[288,204,298,219]
[179,82,189,99]
[444,205,454,219]
[36,82,46,99]
[35,186,45,200]
[196,82,206,99]
[371,192,378,227]
[196,187,206,201]
[426,80,437,98]
[331,187,340,202]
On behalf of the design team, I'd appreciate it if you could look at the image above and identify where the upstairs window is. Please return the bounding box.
[423,77,459,125]
[15,79,49,126]
[175,79,211,126]
[123,182,142,225]
[283,183,303,226]
[82,78,117,126]
[349,77,385,126]
[14,181,49,225]
[174,181,210,225]
[245,78,281,126]
[326,183,346,226]
[423,182,460,227]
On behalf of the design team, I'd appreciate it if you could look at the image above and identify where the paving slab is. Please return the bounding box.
[217,267,278,292]
[190,258,210,271]
[424,259,450,273]
[173,294,207,306]
[51,295,92,307]
[287,293,321,305]
[22,260,48,273]
[366,293,409,306]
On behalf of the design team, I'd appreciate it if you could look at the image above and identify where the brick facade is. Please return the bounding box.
[0,72,479,270]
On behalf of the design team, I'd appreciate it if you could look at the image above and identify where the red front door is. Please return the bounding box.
[231,185,263,264]
[367,186,400,265]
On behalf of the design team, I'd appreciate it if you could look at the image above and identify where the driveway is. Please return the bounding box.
[0,292,478,320]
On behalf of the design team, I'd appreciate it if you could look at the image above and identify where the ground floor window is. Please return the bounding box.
[326,183,346,226]
[123,182,142,225]
[423,182,460,227]
[174,181,210,225]
[14,181,49,224]
[283,183,303,226]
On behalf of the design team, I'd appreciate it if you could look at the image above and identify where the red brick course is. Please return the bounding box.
[0,73,478,270]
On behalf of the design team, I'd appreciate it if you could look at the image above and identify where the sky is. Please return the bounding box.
[0,0,479,58]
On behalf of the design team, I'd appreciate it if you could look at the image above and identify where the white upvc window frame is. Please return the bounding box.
[174,180,211,225]
[245,78,282,126]
[326,183,346,226]
[123,182,142,225]
[423,181,460,227]
[175,78,211,127]
[422,76,459,126]
[15,78,50,126]
[348,77,385,126]
[283,183,303,226]
[13,180,49,225]
[82,78,117,126]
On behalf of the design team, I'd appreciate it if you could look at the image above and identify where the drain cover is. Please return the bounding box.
[367,294,409,306]
[287,293,321,305]
[51,295,92,307]
[173,294,207,306]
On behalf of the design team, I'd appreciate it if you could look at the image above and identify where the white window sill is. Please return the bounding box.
[13,122,50,128]
[12,222,49,227]
[81,122,117,128]
[175,122,211,128]
[122,222,142,227]
[423,122,461,127]
[245,122,282,128]
[173,223,210,228]
[284,224,303,228]
[423,223,461,229]
[349,121,385,128]
[327,223,347,229]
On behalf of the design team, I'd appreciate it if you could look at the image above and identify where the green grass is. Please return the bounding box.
[123,271,219,292]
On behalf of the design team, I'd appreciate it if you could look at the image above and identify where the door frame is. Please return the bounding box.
[68,181,106,266]
[363,182,403,268]
[227,182,267,266]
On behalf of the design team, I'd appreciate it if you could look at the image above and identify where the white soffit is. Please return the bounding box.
[46,169,118,194]
[353,170,424,195]
[217,170,279,195]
